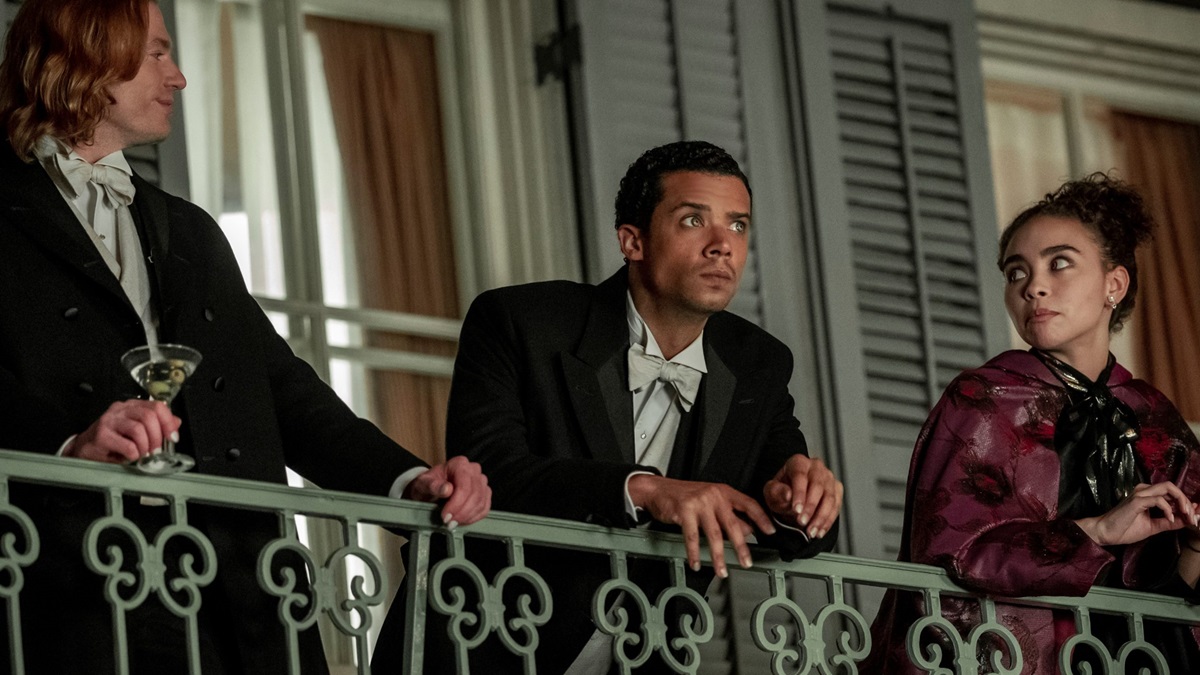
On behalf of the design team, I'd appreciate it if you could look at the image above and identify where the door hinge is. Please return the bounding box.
[534,24,580,85]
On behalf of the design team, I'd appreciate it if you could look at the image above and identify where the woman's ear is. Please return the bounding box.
[1106,264,1130,305]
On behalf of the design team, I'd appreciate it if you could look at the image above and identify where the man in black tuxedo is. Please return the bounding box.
[0,0,489,672]
[373,141,844,673]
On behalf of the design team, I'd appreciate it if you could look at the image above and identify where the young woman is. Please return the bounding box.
[866,174,1200,673]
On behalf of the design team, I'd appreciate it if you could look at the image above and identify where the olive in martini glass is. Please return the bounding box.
[119,344,202,475]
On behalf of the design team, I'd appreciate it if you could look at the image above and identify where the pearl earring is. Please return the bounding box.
[1107,295,1118,309]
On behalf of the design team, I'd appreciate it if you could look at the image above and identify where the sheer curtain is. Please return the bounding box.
[1111,112,1200,422]
[986,82,1073,226]
[308,16,459,464]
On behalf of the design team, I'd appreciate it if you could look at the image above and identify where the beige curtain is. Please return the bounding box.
[308,16,459,464]
[1111,112,1200,421]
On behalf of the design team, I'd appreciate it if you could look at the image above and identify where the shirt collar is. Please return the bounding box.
[625,291,708,373]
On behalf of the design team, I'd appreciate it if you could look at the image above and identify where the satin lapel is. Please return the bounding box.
[1,149,131,309]
[698,342,735,476]
[562,352,633,464]
[562,272,635,463]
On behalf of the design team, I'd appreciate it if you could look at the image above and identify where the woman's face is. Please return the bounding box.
[1000,216,1127,369]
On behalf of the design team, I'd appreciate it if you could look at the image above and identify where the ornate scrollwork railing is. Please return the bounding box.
[428,532,552,673]
[0,478,38,675]
[258,513,387,673]
[751,570,871,674]
[83,492,217,675]
[1,448,1199,674]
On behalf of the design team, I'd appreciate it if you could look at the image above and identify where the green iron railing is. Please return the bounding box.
[1,447,1198,674]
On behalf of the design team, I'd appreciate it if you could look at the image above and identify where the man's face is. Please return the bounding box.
[619,171,751,320]
[91,2,186,156]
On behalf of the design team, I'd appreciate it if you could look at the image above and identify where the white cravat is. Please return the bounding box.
[627,343,703,412]
[35,136,158,345]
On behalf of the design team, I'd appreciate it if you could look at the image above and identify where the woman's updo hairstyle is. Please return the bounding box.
[997,172,1154,332]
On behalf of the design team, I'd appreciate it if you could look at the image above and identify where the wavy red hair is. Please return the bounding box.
[0,0,149,160]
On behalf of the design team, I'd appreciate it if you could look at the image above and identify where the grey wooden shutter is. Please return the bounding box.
[792,0,1008,563]
[568,0,769,325]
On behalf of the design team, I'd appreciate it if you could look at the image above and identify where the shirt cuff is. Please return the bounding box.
[57,435,77,457]
[624,470,658,523]
[390,466,430,499]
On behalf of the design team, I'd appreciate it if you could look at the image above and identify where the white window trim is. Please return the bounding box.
[978,0,1200,126]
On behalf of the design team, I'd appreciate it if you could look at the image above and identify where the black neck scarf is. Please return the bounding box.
[1033,350,1145,520]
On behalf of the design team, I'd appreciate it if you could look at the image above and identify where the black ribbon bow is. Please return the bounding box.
[1034,350,1144,519]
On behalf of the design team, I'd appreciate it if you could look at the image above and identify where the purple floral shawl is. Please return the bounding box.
[865,350,1200,674]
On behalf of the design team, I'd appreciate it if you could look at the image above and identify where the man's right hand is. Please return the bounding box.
[64,400,181,464]
[403,455,492,527]
[628,474,776,579]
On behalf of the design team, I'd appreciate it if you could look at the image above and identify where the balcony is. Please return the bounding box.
[2,448,1197,674]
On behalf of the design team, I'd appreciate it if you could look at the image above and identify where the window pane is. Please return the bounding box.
[302,16,461,319]
[178,0,287,298]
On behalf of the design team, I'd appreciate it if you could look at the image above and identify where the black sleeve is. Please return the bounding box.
[446,290,650,526]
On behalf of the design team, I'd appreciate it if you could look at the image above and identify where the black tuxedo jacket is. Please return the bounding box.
[374,271,835,673]
[0,142,424,674]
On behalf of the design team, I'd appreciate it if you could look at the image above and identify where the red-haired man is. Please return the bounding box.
[0,1,489,672]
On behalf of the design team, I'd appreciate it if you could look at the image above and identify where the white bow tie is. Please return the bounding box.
[627,342,703,412]
[55,155,135,207]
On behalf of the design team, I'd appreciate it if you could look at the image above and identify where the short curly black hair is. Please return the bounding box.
[997,172,1154,333]
[614,140,750,231]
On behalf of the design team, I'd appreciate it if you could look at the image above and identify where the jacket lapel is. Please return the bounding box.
[562,272,635,464]
[698,342,736,475]
[1,146,133,312]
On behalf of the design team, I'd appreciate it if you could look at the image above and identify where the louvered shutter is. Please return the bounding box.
[793,0,1008,562]
[569,0,768,325]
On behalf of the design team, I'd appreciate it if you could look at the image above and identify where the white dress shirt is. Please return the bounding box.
[34,136,158,345]
[623,292,706,517]
[565,292,707,675]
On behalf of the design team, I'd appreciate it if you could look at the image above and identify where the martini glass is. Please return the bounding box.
[120,344,202,475]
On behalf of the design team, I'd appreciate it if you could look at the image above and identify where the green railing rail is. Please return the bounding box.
[2,447,1198,674]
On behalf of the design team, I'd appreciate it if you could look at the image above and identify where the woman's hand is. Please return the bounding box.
[1074,482,1199,546]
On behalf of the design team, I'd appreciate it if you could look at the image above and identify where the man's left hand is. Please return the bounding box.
[763,455,843,540]
[403,456,491,527]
